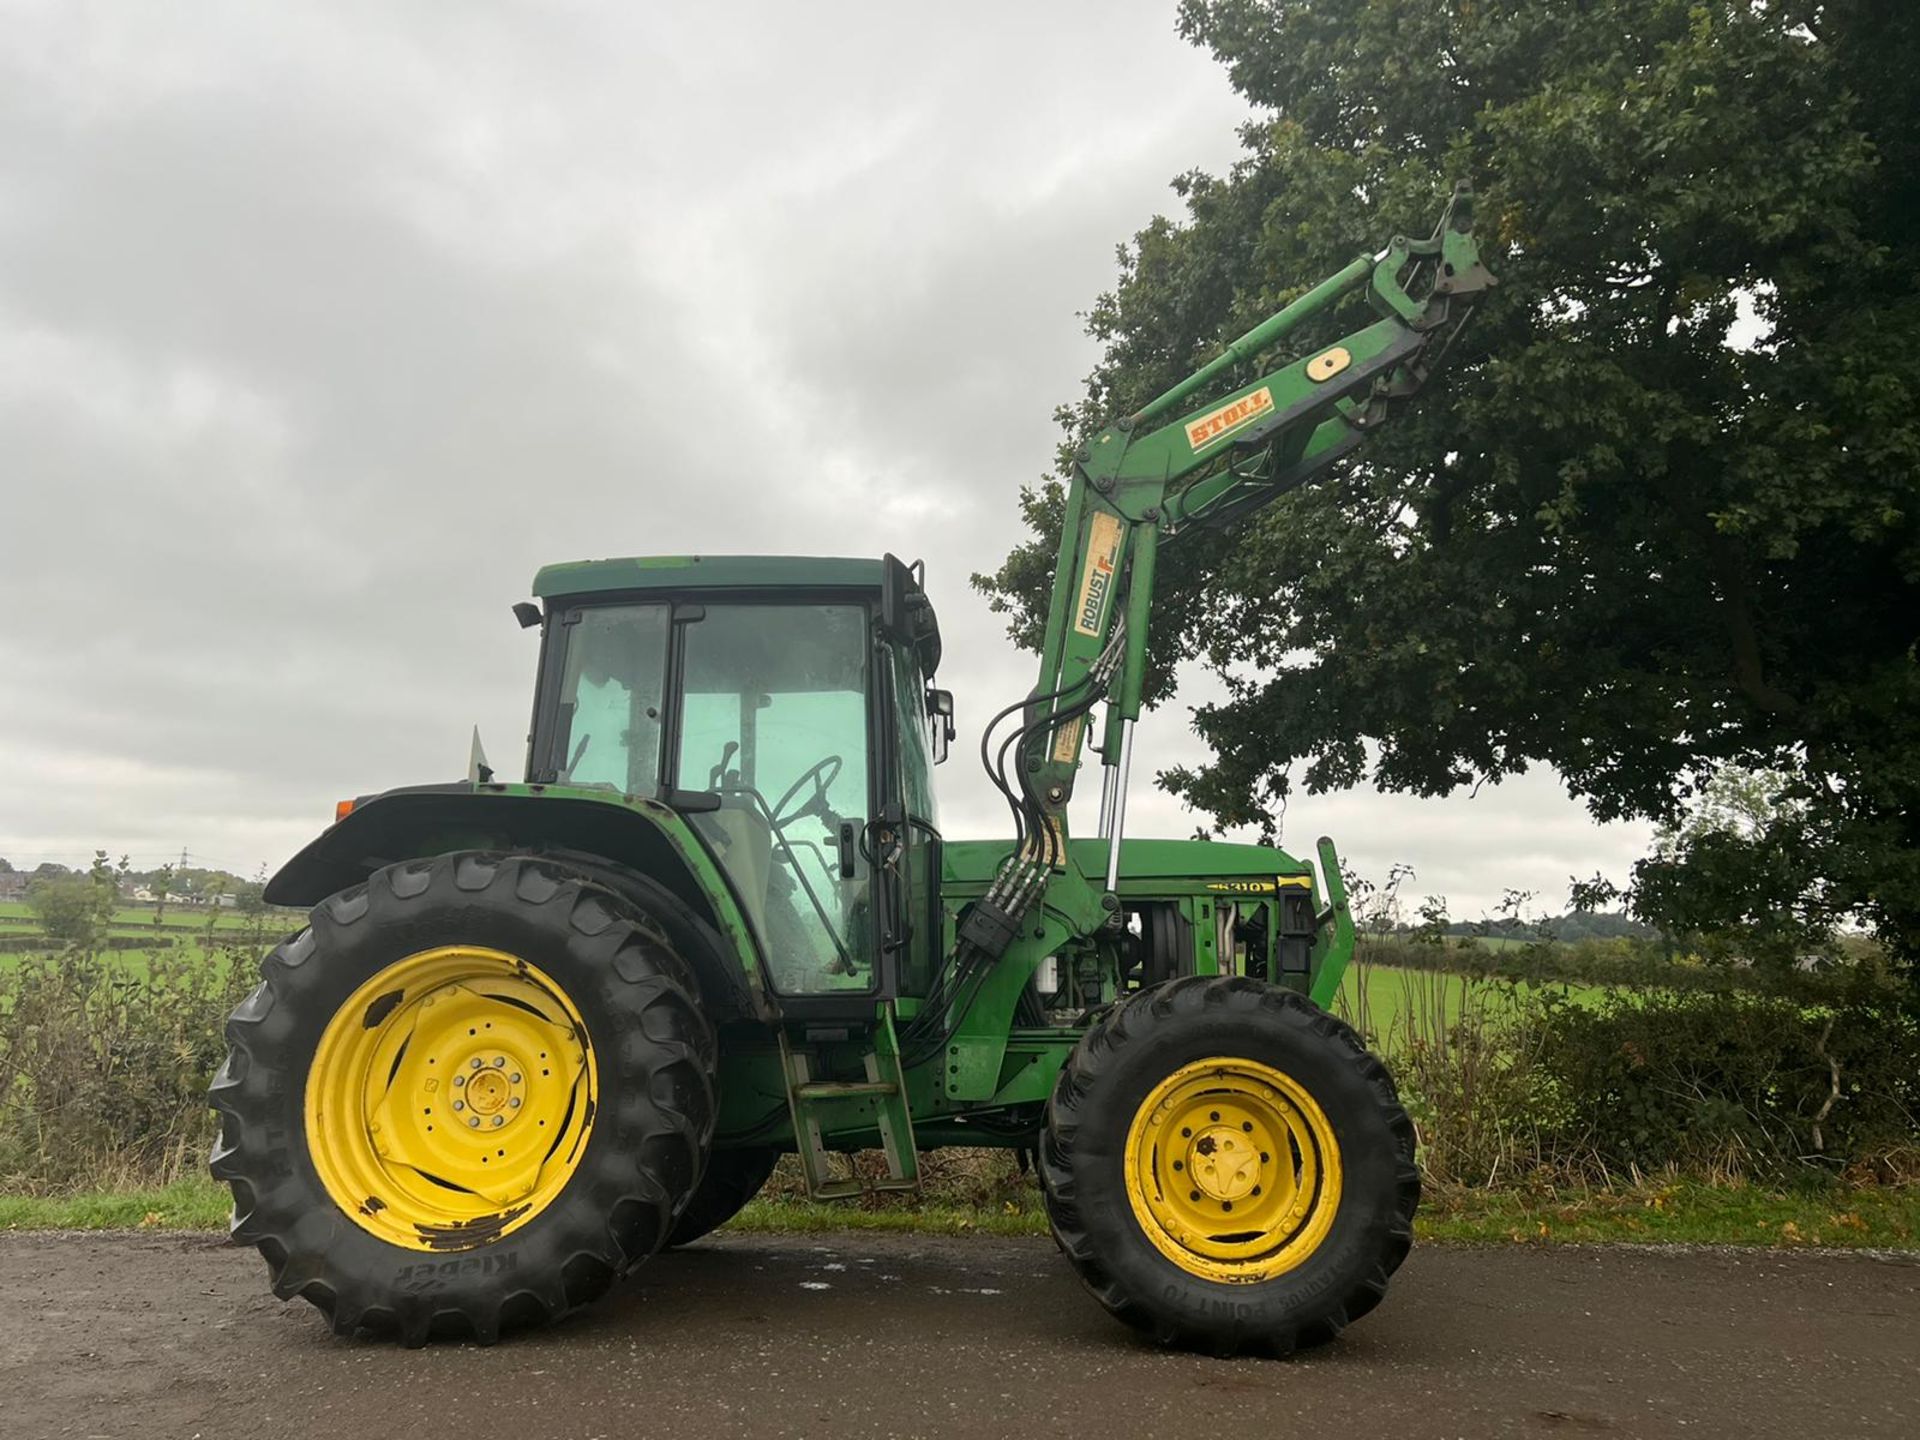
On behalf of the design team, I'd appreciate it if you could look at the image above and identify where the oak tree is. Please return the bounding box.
[977,1,1920,964]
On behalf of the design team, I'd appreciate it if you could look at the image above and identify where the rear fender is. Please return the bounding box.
[265,784,772,1021]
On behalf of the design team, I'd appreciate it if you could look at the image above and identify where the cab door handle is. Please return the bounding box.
[837,821,858,878]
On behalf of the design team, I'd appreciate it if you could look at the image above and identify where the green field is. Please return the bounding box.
[1333,959,1606,1050]
[0,900,283,934]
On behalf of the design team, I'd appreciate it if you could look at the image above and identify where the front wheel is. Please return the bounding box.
[1040,976,1417,1356]
[209,852,717,1345]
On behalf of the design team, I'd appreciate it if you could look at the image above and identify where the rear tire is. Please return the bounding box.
[209,852,717,1345]
[665,1146,781,1247]
[1040,975,1416,1357]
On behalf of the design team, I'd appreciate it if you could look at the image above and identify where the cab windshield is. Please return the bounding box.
[675,603,874,995]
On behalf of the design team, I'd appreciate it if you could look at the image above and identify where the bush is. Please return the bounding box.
[25,874,116,949]
[0,944,256,1191]
[1536,991,1920,1181]
[1350,961,1920,1187]
[1388,997,1569,1189]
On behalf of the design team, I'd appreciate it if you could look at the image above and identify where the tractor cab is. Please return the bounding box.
[525,554,950,1002]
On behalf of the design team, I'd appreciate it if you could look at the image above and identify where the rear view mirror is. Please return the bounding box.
[926,688,955,765]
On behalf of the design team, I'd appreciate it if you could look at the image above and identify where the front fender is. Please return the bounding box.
[265,783,770,1017]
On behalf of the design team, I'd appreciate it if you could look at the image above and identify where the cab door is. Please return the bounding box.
[670,599,879,997]
[880,639,943,997]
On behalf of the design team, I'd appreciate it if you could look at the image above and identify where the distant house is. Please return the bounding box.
[0,873,27,902]
[209,892,239,909]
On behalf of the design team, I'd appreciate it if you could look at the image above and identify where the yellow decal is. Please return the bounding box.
[1185,386,1274,452]
[1204,880,1277,893]
[1073,510,1125,638]
[1051,716,1083,765]
[1306,346,1352,382]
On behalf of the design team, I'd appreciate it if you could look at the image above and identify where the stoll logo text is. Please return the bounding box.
[1185,386,1274,451]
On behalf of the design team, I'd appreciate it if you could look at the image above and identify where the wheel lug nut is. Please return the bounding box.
[492,1115,504,1128]
[510,1098,522,1109]
[471,1058,483,1070]
[468,1117,480,1129]
[509,1074,521,1084]
[452,1101,465,1111]
[493,1056,506,1068]
[453,1075,465,1088]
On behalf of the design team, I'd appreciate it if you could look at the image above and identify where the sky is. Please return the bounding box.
[0,1,1653,922]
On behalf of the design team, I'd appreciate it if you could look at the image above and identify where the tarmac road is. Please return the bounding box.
[1,1229,1914,1440]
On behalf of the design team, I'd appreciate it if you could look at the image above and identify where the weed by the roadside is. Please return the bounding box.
[0,923,267,1192]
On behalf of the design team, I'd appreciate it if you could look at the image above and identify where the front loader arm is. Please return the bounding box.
[912,184,1493,1093]
[1023,183,1494,861]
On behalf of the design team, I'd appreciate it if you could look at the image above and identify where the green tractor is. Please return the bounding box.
[211,187,1492,1353]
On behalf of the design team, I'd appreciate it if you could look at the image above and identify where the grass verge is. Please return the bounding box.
[4,1177,1915,1253]
[730,1180,1920,1251]
[0,1176,231,1231]
[1418,1179,1920,1248]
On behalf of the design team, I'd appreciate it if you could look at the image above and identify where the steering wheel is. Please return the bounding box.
[769,754,844,829]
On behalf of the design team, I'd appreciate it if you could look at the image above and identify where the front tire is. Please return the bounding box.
[209,852,716,1345]
[1041,976,1417,1356]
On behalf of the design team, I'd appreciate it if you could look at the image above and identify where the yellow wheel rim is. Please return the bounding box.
[1124,1056,1342,1283]
[304,945,597,1252]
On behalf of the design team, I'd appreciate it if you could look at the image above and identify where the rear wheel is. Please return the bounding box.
[665,1146,781,1247]
[1040,975,1416,1356]
[210,852,716,1345]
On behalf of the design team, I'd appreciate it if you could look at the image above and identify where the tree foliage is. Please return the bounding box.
[25,853,123,950]
[976,0,1920,962]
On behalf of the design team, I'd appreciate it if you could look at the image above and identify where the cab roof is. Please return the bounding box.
[532,554,886,600]
[533,553,943,672]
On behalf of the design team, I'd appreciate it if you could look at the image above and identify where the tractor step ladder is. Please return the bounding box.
[779,1003,920,1201]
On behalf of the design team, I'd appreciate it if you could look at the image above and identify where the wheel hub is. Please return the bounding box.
[1123,1057,1343,1283]
[306,946,597,1252]
[454,1056,523,1122]
[1188,1123,1262,1203]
